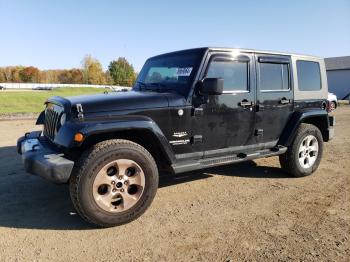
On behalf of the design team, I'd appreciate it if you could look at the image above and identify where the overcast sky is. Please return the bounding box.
[0,0,349,71]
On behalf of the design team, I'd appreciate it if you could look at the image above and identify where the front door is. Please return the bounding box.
[255,54,294,145]
[192,52,256,157]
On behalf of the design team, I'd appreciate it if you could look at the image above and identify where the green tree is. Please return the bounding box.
[81,55,105,84]
[104,70,113,85]
[108,57,136,86]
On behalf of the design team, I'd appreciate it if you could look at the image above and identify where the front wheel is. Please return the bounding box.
[279,123,323,177]
[69,139,159,227]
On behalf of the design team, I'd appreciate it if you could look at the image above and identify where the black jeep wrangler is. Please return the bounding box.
[18,48,335,227]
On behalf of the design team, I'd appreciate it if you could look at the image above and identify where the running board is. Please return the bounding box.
[172,146,287,174]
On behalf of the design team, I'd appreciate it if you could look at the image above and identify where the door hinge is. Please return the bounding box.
[255,129,263,136]
[192,107,203,117]
[191,135,203,144]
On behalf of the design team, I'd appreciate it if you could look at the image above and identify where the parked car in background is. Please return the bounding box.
[0,85,5,90]
[327,92,338,112]
[32,86,59,91]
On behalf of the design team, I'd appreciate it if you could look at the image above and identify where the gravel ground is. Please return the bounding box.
[0,107,349,261]
[0,113,38,121]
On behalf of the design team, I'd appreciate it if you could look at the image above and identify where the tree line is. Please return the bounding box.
[0,55,137,86]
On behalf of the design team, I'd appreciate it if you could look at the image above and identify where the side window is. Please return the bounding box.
[297,61,321,91]
[258,62,290,91]
[206,60,248,92]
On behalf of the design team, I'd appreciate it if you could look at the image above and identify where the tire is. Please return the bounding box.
[69,139,159,227]
[279,123,323,177]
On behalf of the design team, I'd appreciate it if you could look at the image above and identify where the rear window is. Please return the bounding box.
[297,61,321,91]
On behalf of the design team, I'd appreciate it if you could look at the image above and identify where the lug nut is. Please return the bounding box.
[120,188,124,192]
[118,176,123,180]
[112,188,117,192]
[124,181,128,185]
[111,181,115,185]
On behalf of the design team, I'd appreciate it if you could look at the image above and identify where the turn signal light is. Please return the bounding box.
[74,133,84,142]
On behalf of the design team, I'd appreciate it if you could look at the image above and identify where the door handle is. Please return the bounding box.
[239,100,253,107]
[280,98,290,105]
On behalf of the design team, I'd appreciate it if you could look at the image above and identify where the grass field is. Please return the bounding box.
[0,87,105,114]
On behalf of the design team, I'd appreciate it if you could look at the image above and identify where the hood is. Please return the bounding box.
[62,90,186,114]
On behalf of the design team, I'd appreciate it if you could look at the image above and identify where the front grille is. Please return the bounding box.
[43,103,63,141]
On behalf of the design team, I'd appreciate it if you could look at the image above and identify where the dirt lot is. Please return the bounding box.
[0,107,349,262]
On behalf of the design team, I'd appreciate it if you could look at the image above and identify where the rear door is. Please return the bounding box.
[255,54,294,145]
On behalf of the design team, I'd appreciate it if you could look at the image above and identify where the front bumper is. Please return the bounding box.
[17,131,74,183]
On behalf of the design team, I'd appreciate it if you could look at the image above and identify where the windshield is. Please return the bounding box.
[133,50,203,96]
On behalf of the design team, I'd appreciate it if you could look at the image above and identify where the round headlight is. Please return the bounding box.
[60,113,66,126]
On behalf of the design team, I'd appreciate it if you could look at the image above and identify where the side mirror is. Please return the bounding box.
[199,78,224,95]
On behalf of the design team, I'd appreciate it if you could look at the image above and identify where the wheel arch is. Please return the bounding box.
[73,119,175,172]
[278,110,330,146]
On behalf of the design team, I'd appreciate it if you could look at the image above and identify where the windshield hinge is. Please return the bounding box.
[76,104,84,120]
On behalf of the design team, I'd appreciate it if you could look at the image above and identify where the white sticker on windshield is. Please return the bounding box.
[175,67,193,76]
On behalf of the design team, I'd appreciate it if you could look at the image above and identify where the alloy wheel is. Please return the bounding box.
[298,135,319,169]
[92,159,145,212]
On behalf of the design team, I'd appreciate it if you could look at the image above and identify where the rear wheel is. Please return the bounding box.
[69,139,158,227]
[279,123,323,177]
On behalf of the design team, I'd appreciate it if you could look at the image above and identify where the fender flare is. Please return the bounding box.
[278,109,330,146]
[55,116,176,164]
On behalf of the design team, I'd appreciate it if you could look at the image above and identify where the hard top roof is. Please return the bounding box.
[150,47,322,60]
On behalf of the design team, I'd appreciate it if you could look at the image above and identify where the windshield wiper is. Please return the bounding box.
[147,82,170,92]
[149,82,166,88]
[136,81,147,90]
[137,81,170,92]
[137,81,156,92]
